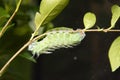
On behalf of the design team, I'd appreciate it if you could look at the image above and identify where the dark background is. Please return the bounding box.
[32,0,120,80]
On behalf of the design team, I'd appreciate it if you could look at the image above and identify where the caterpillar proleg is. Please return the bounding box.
[28,27,85,57]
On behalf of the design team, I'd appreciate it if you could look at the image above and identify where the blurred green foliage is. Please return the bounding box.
[0,0,38,80]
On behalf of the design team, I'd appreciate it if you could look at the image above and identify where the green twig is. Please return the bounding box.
[0,0,22,38]
[77,29,120,32]
[0,32,46,77]
[0,27,120,77]
[0,40,31,77]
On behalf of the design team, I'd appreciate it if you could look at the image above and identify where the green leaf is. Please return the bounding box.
[20,52,36,63]
[8,56,33,80]
[0,27,2,31]
[0,7,10,20]
[109,36,120,72]
[34,0,69,30]
[14,25,29,36]
[38,22,54,35]
[34,12,41,29]
[0,52,33,80]
[110,5,120,29]
[83,12,96,29]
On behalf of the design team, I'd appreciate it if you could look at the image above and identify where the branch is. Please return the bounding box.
[0,40,31,77]
[77,29,120,32]
[0,28,120,77]
[0,0,22,38]
[0,32,46,77]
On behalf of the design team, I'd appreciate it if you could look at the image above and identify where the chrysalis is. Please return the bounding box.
[28,27,85,57]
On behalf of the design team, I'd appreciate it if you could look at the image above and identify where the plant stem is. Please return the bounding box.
[0,33,46,77]
[0,40,31,77]
[77,29,120,32]
[0,27,120,77]
[0,0,22,38]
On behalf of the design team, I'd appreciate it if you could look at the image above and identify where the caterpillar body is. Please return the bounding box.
[28,27,85,57]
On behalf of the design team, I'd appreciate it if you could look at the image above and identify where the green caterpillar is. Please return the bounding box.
[28,27,85,57]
